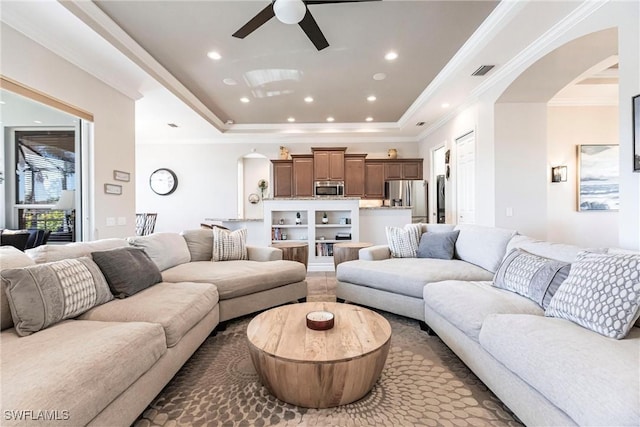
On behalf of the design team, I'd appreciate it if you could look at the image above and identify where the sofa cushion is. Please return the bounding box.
[493,249,570,309]
[25,238,128,264]
[385,223,422,258]
[212,227,248,261]
[1,258,114,336]
[423,280,543,341]
[127,233,191,271]
[78,281,218,347]
[1,319,166,427]
[91,247,163,298]
[505,235,592,263]
[454,224,516,273]
[337,259,494,299]
[0,246,35,331]
[161,260,306,300]
[181,229,213,261]
[546,251,640,339]
[416,230,460,260]
[479,314,640,426]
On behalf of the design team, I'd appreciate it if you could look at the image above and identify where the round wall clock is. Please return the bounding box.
[149,168,178,195]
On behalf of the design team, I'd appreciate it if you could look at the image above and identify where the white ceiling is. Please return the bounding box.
[0,0,617,143]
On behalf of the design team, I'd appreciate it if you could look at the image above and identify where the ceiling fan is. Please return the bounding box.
[232,0,381,51]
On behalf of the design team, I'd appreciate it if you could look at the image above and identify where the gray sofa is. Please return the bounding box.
[0,229,307,426]
[336,224,640,426]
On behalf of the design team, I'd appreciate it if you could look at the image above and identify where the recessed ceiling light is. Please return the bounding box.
[0,101,5,104]
[304,96,314,103]
[367,95,377,102]
[225,119,234,125]
[441,103,450,108]
[326,117,335,122]
[33,120,43,124]
[373,73,386,81]
[287,117,295,122]
[385,51,398,61]
[223,78,237,85]
[365,117,373,122]
[207,51,222,60]
[240,97,250,103]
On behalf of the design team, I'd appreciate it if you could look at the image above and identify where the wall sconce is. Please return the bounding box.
[551,166,567,183]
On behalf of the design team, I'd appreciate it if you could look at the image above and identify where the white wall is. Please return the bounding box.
[242,157,270,219]
[494,103,549,239]
[547,106,619,247]
[1,24,136,240]
[135,141,419,233]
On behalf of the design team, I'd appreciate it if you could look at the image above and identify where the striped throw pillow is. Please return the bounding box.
[212,227,248,261]
[385,224,422,258]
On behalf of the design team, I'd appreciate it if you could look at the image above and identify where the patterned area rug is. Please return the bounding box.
[135,311,523,427]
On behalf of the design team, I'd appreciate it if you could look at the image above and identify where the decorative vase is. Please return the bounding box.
[388,148,398,159]
[279,146,289,160]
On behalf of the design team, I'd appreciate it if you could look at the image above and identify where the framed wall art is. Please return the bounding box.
[104,183,123,195]
[577,144,619,211]
[633,94,639,172]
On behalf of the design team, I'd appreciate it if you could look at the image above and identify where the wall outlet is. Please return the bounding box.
[106,217,116,226]
[117,217,126,226]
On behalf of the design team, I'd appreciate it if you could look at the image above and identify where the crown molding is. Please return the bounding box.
[417,0,611,141]
[60,0,226,130]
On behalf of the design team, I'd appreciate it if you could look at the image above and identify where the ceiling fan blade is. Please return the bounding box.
[232,3,276,39]
[298,8,329,51]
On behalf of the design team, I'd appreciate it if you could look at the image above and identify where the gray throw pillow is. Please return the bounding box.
[91,247,162,298]
[1,257,114,336]
[545,251,640,339]
[493,249,570,309]
[416,230,460,260]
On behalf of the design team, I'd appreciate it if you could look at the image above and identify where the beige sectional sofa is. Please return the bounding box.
[336,224,640,426]
[0,229,307,426]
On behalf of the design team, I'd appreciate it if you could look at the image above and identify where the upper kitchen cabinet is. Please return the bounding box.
[344,154,367,197]
[272,160,293,197]
[312,147,346,181]
[383,159,424,180]
[292,154,314,197]
[364,161,385,199]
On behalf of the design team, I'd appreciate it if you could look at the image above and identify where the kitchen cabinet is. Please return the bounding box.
[292,155,314,197]
[312,148,346,181]
[383,159,424,180]
[344,154,367,197]
[272,160,293,197]
[364,161,385,199]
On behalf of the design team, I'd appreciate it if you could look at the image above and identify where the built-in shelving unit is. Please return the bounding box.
[264,199,359,271]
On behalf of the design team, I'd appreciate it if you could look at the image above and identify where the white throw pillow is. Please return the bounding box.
[212,227,248,261]
[385,224,422,258]
[545,251,640,339]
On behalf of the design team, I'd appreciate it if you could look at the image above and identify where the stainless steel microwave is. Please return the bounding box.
[315,181,344,197]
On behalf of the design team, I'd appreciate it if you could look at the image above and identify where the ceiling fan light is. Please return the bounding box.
[274,0,306,25]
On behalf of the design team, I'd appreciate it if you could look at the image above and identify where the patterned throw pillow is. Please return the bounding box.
[1,257,113,336]
[212,227,248,261]
[493,249,571,309]
[385,224,422,258]
[545,252,640,339]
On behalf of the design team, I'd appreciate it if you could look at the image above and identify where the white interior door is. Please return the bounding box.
[431,145,446,224]
[456,131,475,224]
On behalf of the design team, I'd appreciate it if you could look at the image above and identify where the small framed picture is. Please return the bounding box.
[104,183,122,195]
[113,170,130,182]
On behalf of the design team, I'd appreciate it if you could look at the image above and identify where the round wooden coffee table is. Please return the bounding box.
[246,302,391,408]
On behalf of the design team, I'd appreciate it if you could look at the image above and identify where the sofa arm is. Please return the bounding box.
[359,245,391,261]
[247,245,283,262]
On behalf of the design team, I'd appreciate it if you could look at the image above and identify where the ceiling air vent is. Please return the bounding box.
[472,65,495,76]
[416,122,425,127]
[167,123,178,128]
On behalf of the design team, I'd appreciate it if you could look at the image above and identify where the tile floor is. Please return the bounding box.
[305,271,337,302]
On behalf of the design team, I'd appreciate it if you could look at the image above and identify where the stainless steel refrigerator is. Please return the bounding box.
[384,180,429,223]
